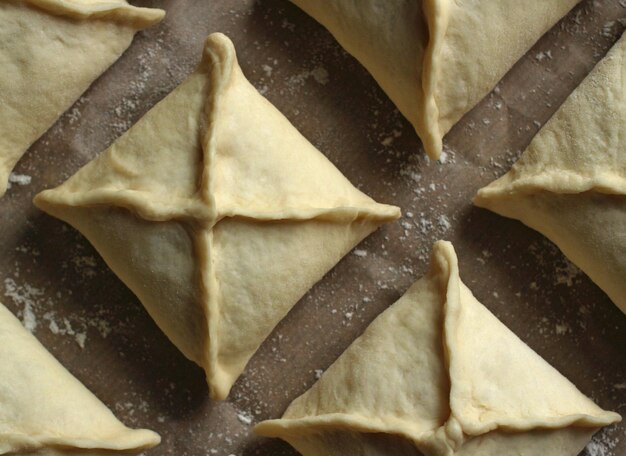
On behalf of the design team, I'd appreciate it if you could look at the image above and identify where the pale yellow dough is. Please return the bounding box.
[0,302,160,455]
[34,33,401,400]
[290,0,579,160]
[0,0,165,197]
[475,33,626,314]
[256,241,621,455]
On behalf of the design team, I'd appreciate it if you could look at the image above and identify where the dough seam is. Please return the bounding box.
[420,0,451,159]
[476,173,626,198]
[17,0,165,25]
[200,32,233,399]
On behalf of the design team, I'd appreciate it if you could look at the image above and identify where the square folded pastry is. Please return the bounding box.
[0,0,165,197]
[290,0,579,159]
[34,33,401,400]
[0,301,160,455]
[475,33,625,314]
[256,241,620,455]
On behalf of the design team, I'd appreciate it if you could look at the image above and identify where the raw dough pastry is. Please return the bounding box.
[475,33,626,314]
[0,0,165,197]
[256,241,621,455]
[290,0,579,160]
[0,301,160,455]
[34,33,401,400]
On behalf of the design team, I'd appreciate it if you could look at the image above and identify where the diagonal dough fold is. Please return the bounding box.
[0,302,160,455]
[0,0,165,197]
[475,33,626,313]
[290,0,579,160]
[255,241,620,455]
[34,33,401,400]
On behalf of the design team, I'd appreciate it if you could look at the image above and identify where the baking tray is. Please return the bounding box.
[0,0,624,454]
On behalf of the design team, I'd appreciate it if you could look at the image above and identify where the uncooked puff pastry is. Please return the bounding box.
[0,0,165,197]
[34,33,401,400]
[0,301,160,455]
[256,241,621,455]
[475,33,626,314]
[289,0,579,160]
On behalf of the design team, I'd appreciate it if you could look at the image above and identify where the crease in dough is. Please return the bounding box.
[475,33,626,313]
[0,0,165,197]
[34,33,401,400]
[290,0,579,159]
[255,241,620,455]
[17,0,165,24]
[0,301,160,455]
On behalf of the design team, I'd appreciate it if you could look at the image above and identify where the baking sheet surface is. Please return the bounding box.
[0,1,625,455]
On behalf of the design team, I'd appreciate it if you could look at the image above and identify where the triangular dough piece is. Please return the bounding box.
[290,0,578,159]
[210,218,381,394]
[0,0,165,197]
[0,302,160,455]
[34,33,401,400]
[256,241,620,455]
[475,33,626,313]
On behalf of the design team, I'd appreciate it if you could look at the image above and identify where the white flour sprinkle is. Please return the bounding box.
[555,322,570,335]
[287,66,330,90]
[75,332,86,349]
[261,64,273,78]
[2,277,107,348]
[22,303,37,332]
[236,412,253,426]
[585,427,620,456]
[42,311,87,349]
[6,173,32,190]
[310,66,329,85]
[3,278,43,332]
[535,50,553,61]
[554,260,582,287]
[437,215,451,231]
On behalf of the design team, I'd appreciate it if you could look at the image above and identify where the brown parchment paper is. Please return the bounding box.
[1,1,625,455]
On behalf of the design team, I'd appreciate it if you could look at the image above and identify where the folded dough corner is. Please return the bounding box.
[33,32,401,400]
[0,302,160,455]
[0,0,165,198]
[290,0,579,160]
[255,241,620,455]
[475,33,626,314]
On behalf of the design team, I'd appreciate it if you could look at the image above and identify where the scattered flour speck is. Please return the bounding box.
[555,323,570,335]
[4,278,43,332]
[585,427,619,456]
[437,215,451,231]
[75,332,87,349]
[287,66,330,90]
[236,412,253,426]
[310,66,329,85]
[7,173,32,189]
[261,64,273,78]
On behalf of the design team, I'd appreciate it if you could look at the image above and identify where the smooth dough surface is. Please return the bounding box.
[0,302,160,455]
[475,33,626,313]
[0,0,165,197]
[290,0,579,159]
[34,33,401,400]
[256,241,620,455]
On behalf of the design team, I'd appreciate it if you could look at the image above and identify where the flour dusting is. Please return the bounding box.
[6,173,32,190]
